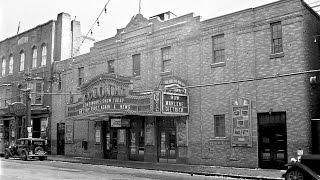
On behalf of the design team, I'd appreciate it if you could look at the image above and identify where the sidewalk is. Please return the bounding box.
[47,155,284,180]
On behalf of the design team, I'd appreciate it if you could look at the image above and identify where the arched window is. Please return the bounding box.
[1,57,5,76]
[32,47,37,68]
[20,51,25,71]
[41,44,47,66]
[9,55,13,74]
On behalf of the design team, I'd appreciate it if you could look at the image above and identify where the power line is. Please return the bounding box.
[73,0,112,56]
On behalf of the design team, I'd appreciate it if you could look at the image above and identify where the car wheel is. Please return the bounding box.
[285,169,304,180]
[22,151,28,161]
[4,151,9,159]
[39,157,45,161]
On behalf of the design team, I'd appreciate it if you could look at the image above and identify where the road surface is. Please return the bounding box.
[0,158,247,180]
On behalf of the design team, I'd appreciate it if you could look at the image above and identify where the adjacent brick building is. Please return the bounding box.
[0,12,93,155]
[52,0,320,169]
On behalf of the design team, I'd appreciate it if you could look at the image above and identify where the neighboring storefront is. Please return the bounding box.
[64,74,189,163]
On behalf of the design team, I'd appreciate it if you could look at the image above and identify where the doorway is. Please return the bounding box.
[57,123,65,155]
[32,118,41,138]
[157,117,177,163]
[103,121,118,159]
[129,117,145,161]
[258,112,287,169]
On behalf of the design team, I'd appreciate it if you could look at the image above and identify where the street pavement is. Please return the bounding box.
[46,155,285,180]
[1,158,252,180]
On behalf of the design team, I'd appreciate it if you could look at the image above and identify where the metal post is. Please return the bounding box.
[25,89,32,138]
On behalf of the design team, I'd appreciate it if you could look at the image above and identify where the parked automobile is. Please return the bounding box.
[283,154,320,180]
[4,138,47,161]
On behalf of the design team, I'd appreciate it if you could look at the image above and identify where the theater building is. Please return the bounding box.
[52,0,320,169]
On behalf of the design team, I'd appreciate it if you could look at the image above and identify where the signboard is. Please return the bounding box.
[67,95,154,117]
[231,98,252,147]
[162,92,188,115]
[111,118,130,128]
[9,102,26,116]
[95,129,101,143]
[65,124,74,144]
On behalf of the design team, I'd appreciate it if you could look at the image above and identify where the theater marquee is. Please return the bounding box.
[66,74,189,118]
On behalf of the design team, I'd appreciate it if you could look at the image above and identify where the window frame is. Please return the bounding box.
[108,60,115,74]
[212,34,225,64]
[214,114,226,138]
[161,46,171,72]
[8,55,13,74]
[32,47,37,69]
[20,51,25,71]
[132,53,141,77]
[41,44,47,67]
[78,67,84,86]
[271,21,283,54]
[1,57,6,76]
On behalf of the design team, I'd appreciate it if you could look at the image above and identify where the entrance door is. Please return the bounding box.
[103,120,118,159]
[311,120,320,154]
[258,112,287,169]
[158,117,176,163]
[129,118,145,161]
[57,123,65,155]
[32,118,41,138]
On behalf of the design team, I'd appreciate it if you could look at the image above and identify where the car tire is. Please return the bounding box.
[22,151,28,161]
[4,151,9,159]
[39,157,45,161]
[285,168,305,180]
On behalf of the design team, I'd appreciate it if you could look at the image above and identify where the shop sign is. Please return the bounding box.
[153,91,161,113]
[231,98,252,147]
[162,92,188,115]
[111,118,130,127]
[9,102,26,116]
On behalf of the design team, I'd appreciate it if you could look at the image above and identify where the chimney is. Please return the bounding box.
[55,12,72,61]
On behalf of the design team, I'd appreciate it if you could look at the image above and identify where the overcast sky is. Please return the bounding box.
[1,0,319,42]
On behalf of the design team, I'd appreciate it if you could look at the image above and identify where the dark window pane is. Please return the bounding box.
[133,54,140,77]
[212,34,225,63]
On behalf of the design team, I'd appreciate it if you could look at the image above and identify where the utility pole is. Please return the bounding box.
[25,89,32,138]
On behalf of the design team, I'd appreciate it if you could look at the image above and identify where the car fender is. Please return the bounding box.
[285,162,320,180]
[4,148,13,157]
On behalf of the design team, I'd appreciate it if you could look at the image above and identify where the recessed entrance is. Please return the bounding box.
[157,117,177,163]
[258,112,287,169]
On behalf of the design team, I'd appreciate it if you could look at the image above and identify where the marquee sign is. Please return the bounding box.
[67,74,189,118]
[162,92,188,115]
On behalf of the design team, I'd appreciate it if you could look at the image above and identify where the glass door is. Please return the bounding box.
[158,118,176,163]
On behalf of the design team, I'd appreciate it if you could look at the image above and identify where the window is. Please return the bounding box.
[32,47,37,68]
[41,44,47,66]
[212,34,225,63]
[108,60,115,73]
[9,55,13,74]
[132,54,140,77]
[0,88,12,108]
[271,22,283,54]
[214,115,225,137]
[20,51,25,71]
[28,82,44,105]
[1,58,5,76]
[78,67,84,86]
[161,47,171,72]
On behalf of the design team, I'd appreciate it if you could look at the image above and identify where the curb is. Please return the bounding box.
[47,157,284,180]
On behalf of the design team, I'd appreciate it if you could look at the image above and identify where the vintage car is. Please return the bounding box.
[284,154,320,180]
[4,138,47,161]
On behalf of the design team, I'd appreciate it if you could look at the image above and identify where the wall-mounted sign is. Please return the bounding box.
[162,92,188,115]
[9,102,26,116]
[65,123,74,144]
[231,98,252,147]
[111,118,130,128]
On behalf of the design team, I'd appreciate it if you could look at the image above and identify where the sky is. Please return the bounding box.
[1,0,319,42]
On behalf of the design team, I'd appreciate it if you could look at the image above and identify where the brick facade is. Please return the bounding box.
[53,0,320,168]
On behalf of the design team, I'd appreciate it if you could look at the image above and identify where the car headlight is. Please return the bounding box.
[290,157,297,162]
